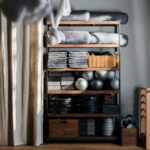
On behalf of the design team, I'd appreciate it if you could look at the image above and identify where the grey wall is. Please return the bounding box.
[52,0,150,118]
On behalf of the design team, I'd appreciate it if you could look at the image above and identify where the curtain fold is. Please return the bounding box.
[0,9,43,146]
[0,0,69,146]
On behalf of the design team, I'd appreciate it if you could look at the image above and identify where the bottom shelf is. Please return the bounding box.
[48,113,120,118]
[48,136,118,141]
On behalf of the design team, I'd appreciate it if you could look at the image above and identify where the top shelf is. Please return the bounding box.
[46,21,121,26]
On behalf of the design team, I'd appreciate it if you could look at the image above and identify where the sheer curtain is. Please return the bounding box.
[0,9,44,146]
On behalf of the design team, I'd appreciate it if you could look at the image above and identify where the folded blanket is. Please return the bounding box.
[90,12,128,24]
[60,11,128,24]
[62,10,90,21]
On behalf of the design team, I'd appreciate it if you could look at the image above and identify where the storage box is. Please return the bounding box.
[49,119,79,138]
[102,105,120,114]
[121,128,138,146]
[88,55,119,68]
[104,95,116,105]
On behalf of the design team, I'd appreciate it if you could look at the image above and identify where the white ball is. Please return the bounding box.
[75,78,88,91]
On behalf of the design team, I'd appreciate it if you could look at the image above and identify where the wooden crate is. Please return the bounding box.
[88,55,119,68]
[121,128,138,146]
[104,95,116,104]
[49,119,79,138]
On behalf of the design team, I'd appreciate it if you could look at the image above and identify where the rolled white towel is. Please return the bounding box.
[47,28,66,45]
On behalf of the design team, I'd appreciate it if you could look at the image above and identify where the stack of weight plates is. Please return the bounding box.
[100,118,114,136]
[49,96,72,114]
[80,96,98,113]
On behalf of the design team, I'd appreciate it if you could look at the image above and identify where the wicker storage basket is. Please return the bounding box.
[88,55,119,68]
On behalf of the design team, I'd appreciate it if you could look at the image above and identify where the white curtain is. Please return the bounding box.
[0,10,44,146]
[0,0,71,146]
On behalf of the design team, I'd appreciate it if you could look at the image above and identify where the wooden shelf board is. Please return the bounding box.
[48,113,119,118]
[48,90,118,95]
[48,136,118,141]
[46,21,121,25]
[47,44,119,48]
[47,68,118,71]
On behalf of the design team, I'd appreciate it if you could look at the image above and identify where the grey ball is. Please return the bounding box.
[90,79,103,90]
[75,78,88,91]
[110,79,119,90]
[95,71,108,80]
[82,71,93,81]
[108,71,116,80]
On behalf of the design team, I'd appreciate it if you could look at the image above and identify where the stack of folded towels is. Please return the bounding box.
[48,52,67,68]
[48,72,62,91]
[61,72,75,90]
[69,52,89,68]
[48,72,75,91]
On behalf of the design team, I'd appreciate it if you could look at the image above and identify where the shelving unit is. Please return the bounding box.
[48,136,118,141]
[44,20,121,143]
[46,20,121,26]
[47,44,119,48]
[48,90,118,95]
[48,113,119,118]
[48,68,119,71]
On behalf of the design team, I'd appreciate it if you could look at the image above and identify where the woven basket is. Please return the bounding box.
[88,55,119,68]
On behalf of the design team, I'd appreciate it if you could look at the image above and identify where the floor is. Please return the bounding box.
[0,144,144,150]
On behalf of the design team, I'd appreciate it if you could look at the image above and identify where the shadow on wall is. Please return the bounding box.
[130,0,150,123]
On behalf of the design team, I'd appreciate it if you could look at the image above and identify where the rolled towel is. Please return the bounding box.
[47,28,66,45]
[61,10,90,21]
[90,32,128,47]
[62,31,91,44]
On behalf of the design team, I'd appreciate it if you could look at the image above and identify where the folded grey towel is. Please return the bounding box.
[48,86,61,91]
[62,72,73,77]
[61,10,90,21]
[48,72,62,77]
[48,76,61,81]
[48,81,61,86]
[61,77,74,81]
[61,11,128,24]
[61,81,74,86]
[90,12,128,24]
[62,84,74,90]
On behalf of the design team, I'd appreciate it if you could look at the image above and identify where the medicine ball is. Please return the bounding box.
[82,71,94,81]
[110,78,119,90]
[108,71,116,80]
[95,71,108,80]
[90,79,103,90]
[75,78,88,91]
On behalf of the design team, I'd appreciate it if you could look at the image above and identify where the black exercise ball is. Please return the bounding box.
[110,78,119,90]
[108,71,116,80]
[90,79,103,90]
[95,71,108,80]
[82,71,94,81]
